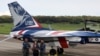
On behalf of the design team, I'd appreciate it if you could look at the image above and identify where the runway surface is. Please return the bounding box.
[0,34,100,56]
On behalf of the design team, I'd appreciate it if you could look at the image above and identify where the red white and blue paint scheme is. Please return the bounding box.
[8,1,100,48]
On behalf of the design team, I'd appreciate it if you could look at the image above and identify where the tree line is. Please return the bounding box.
[0,15,100,24]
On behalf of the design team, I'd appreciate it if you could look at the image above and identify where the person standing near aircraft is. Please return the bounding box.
[32,41,39,56]
[40,40,46,56]
[22,38,30,56]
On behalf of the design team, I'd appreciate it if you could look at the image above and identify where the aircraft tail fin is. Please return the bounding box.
[8,1,42,31]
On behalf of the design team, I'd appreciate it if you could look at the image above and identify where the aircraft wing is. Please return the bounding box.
[32,31,100,37]
[14,30,100,38]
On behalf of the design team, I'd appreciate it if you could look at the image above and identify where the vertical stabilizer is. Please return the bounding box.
[8,1,41,31]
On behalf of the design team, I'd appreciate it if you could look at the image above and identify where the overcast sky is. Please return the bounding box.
[0,0,100,16]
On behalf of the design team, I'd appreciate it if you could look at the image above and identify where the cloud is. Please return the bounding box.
[0,11,10,16]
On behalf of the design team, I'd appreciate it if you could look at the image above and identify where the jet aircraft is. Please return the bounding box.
[6,1,100,48]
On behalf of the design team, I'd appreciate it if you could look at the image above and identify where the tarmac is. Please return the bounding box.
[0,34,100,56]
